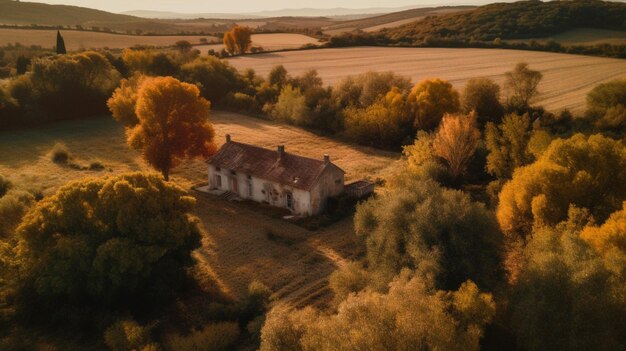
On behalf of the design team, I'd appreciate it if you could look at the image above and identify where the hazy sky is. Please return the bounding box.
[31,0,504,13]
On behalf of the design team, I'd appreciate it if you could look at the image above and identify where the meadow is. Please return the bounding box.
[228,47,626,113]
[0,111,397,305]
[0,28,219,50]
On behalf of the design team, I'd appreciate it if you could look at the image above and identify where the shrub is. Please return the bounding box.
[0,189,34,237]
[89,160,105,171]
[164,322,240,351]
[104,318,158,351]
[49,142,70,164]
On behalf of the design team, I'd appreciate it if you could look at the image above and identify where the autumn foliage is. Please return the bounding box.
[433,112,480,179]
[108,76,216,180]
[224,26,252,55]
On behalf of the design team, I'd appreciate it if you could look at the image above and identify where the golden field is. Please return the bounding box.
[228,46,626,113]
[0,28,219,50]
[196,33,320,52]
[0,111,397,304]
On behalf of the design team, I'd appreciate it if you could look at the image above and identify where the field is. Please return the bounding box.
[0,111,397,305]
[228,47,626,113]
[196,33,320,52]
[0,28,219,50]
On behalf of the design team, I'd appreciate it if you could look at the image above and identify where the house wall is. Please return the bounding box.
[310,167,345,215]
[208,164,314,215]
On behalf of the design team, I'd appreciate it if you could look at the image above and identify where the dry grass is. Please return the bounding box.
[228,47,626,113]
[0,28,219,50]
[0,111,396,306]
[196,33,320,52]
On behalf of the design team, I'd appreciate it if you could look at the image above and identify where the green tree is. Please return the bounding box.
[484,113,534,179]
[270,85,310,126]
[497,133,626,239]
[180,56,245,104]
[268,65,289,88]
[10,173,202,319]
[462,77,504,126]
[343,87,412,148]
[354,174,503,290]
[408,78,460,131]
[56,30,66,54]
[586,79,626,131]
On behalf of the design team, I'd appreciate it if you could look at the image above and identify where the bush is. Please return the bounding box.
[89,160,105,171]
[0,189,34,237]
[164,322,240,351]
[104,318,159,351]
[0,174,11,197]
[49,142,70,164]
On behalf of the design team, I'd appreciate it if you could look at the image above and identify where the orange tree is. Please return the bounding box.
[224,25,252,55]
[108,76,216,180]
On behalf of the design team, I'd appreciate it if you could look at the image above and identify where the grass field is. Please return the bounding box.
[228,47,626,113]
[0,28,219,50]
[196,33,320,52]
[0,111,397,305]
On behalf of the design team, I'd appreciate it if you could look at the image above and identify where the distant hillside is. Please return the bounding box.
[0,0,139,25]
[323,6,475,35]
[383,0,626,44]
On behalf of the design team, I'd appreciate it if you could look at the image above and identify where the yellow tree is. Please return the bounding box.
[223,31,236,56]
[408,78,460,131]
[108,76,216,180]
[433,112,480,179]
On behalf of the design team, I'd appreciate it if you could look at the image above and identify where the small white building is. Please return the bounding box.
[207,135,345,216]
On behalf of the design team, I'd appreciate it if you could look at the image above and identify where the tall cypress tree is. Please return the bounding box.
[56,30,66,54]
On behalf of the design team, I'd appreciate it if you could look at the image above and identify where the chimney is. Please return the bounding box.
[324,154,330,165]
[225,134,231,143]
[277,145,285,158]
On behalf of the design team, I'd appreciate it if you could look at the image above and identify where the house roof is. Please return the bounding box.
[208,140,345,191]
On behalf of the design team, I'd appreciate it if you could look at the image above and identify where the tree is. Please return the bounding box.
[497,133,626,239]
[174,40,192,53]
[56,30,66,54]
[224,26,252,55]
[504,62,542,110]
[180,56,245,104]
[343,87,412,149]
[354,174,503,290]
[511,207,626,351]
[260,274,495,351]
[484,113,534,179]
[270,85,309,126]
[332,71,412,109]
[107,76,216,180]
[408,78,460,131]
[9,173,202,320]
[585,79,626,131]
[268,65,288,88]
[16,55,29,75]
[462,77,504,126]
[433,112,480,180]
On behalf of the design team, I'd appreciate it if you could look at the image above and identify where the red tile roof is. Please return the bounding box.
[208,140,344,191]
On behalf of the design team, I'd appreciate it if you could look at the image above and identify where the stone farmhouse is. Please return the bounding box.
[207,135,345,216]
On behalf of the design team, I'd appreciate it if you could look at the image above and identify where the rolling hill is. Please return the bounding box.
[383,0,626,44]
